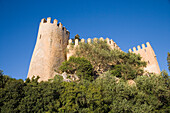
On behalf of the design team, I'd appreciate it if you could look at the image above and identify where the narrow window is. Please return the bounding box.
[144,49,146,52]
[50,39,52,46]
[148,61,150,64]
[60,40,61,44]
[39,35,41,39]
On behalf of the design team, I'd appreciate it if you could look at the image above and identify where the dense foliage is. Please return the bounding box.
[168,52,170,71]
[59,56,94,81]
[74,41,146,80]
[0,42,169,112]
[0,71,169,112]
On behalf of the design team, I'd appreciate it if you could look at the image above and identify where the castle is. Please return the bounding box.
[27,17,160,81]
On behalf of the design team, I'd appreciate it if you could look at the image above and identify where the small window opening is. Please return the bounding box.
[144,49,146,52]
[60,40,61,44]
[39,35,41,39]
[50,39,52,46]
[148,61,150,64]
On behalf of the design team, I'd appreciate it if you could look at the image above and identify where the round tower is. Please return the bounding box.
[27,17,70,81]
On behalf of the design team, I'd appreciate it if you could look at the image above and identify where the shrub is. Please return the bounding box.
[59,56,94,81]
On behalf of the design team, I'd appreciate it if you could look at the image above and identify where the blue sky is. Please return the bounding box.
[0,0,170,80]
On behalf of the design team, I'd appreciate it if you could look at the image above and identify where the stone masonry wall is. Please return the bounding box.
[129,42,160,74]
[27,17,69,81]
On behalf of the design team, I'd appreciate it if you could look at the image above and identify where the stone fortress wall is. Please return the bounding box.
[27,17,161,81]
[129,42,160,74]
[27,17,69,81]
[67,37,121,60]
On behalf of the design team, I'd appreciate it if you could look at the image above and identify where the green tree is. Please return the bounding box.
[110,52,146,80]
[59,56,94,81]
[74,41,146,80]
[161,70,170,88]
[167,52,170,71]
[0,70,10,88]
[135,75,170,112]
[74,41,119,73]
[0,76,24,113]
[18,81,61,113]
[0,72,169,112]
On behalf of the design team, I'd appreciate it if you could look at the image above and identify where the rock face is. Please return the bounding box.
[54,72,79,82]
[27,17,69,81]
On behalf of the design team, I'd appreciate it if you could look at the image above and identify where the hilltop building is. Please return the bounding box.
[27,17,160,81]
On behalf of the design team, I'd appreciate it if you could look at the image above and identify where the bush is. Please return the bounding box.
[0,72,169,112]
[59,56,94,81]
[74,41,146,80]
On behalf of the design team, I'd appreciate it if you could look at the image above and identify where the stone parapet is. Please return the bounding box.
[129,42,160,74]
[27,17,70,81]
[66,37,121,60]
[67,37,121,51]
[40,17,70,34]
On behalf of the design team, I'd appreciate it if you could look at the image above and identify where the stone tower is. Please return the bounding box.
[129,42,160,74]
[27,17,70,81]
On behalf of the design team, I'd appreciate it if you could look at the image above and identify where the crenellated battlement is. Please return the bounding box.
[129,42,151,53]
[128,42,160,74]
[67,37,121,50]
[66,37,121,61]
[40,17,70,34]
[28,17,161,82]
[28,17,70,81]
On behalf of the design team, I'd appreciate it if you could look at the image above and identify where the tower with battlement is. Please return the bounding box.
[129,42,160,74]
[27,17,161,81]
[27,17,70,81]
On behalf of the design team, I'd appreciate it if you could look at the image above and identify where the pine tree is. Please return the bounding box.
[167,52,170,71]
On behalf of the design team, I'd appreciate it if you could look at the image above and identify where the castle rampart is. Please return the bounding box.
[27,17,161,81]
[66,37,121,60]
[67,37,121,49]
[129,42,160,74]
[27,17,70,81]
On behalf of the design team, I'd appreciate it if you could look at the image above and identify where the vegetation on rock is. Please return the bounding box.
[59,56,94,81]
[74,41,146,80]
